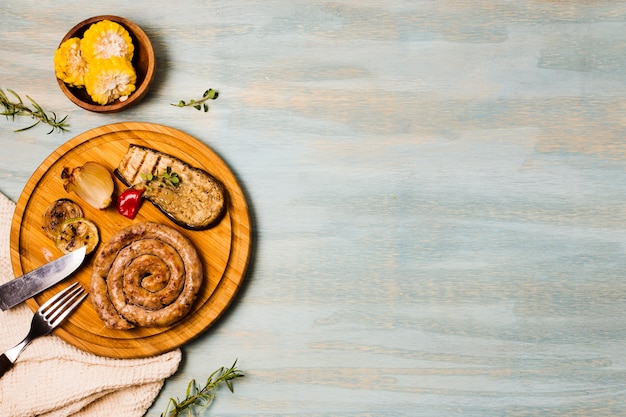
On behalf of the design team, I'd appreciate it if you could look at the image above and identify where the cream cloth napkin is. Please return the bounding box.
[0,192,182,417]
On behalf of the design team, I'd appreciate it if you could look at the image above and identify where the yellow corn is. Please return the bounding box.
[53,37,88,88]
[55,19,138,105]
[84,57,136,105]
[80,20,134,62]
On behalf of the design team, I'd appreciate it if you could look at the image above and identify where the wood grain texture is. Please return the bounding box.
[1,1,626,416]
[9,122,251,358]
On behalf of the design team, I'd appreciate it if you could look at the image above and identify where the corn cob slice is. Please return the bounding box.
[80,20,134,62]
[53,37,88,88]
[84,57,136,105]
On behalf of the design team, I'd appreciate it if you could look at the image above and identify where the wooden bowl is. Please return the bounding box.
[56,15,155,113]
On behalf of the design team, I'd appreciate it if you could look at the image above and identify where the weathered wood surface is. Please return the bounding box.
[2,1,626,416]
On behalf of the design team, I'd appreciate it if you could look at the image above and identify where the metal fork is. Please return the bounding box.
[0,282,87,378]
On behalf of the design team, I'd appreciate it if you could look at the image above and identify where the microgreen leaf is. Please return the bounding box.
[142,169,181,187]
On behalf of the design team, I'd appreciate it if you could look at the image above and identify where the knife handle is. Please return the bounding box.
[0,353,13,378]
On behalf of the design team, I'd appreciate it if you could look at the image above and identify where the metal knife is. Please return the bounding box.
[0,246,86,311]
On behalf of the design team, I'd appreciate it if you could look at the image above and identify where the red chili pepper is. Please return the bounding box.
[116,188,145,219]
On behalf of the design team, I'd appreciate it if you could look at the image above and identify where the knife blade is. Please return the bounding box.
[0,246,86,311]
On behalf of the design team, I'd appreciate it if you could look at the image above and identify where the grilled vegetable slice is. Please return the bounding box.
[116,145,226,230]
[54,217,100,255]
[42,198,84,240]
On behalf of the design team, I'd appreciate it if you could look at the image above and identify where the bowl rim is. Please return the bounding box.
[56,15,155,113]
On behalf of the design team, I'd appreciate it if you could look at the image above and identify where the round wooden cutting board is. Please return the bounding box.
[9,122,251,358]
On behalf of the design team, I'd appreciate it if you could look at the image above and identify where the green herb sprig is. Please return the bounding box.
[142,167,180,187]
[171,89,218,112]
[0,88,69,133]
[161,360,244,417]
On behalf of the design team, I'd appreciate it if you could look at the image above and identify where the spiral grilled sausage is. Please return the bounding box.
[90,222,203,329]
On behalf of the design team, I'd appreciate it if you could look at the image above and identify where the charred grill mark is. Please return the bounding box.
[152,154,162,176]
[137,148,149,184]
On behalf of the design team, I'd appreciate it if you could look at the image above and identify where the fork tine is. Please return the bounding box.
[41,283,83,320]
[39,281,80,311]
[39,282,87,327]
[43,284,84,320]
[48,292,87,328]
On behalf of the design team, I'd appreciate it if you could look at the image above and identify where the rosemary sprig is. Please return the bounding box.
[0,88,69,133]
[171,89,218,112]
[161,360,244,417]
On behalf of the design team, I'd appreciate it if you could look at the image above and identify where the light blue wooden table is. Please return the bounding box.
[2,1,626,416]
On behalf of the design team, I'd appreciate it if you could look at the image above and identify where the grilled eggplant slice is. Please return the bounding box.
[115,145,226,230]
